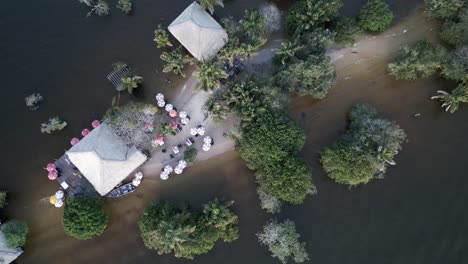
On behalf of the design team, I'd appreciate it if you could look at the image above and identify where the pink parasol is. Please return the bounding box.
[70,137,80,146]
[170,122,178,129]
[169,110,178,118]
[81,128,90,136]
[46,163,56,172]
[156,135,164,141]
[48,170,58,180]
[91,120,101,128]
[144,122,153,128]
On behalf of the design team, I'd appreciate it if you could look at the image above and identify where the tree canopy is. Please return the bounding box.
[358,0,394,32]
[286,0,343,34]
[439,8,468,47]
[1,220,28,248]
[332,16,362,44]
[62,196,108,240]
[193,61,228,91]
[424,0,465,18]
[138,199,238,259]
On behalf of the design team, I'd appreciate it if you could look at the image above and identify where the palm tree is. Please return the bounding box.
[198,0,224,15]
[431,83,468,113]
[240,36,267,58]
[192,61,228,91]
[160,47,192,77]
[86,0,110,17]
[120,75,143,94]
[240,9,265,36]
[275,40,305,65]
[154,25,173,48]
[116,0,132,14]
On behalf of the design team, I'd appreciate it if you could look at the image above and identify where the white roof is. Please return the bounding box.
[66,122,147,196]
[0,231,23,264]
[168,2,228,61]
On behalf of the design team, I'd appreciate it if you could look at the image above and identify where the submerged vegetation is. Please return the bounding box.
[24,93,43,110]
[138,199,238,259]
[286,0,343,34]
[1,220,28,248]
[183,147,198,163]
[160,46,192,77]
[358,0,394,32]
[116,0,132,15]
[193,61,228,91]
[321,103,407,186]
[40,117,67,134]
[431,83,468,113]
[154,25,173,48]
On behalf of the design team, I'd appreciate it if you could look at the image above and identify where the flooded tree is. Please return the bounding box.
[358,0,394,32]
[40,117,67,134]
[257,187,282,214]
[160,46,192,77]
[192,61,228,91]
[0,192,6,208]
[439,8,468,47]
[431,83,468,113]
[78,0,110,17]
[424,0,465,18]
[332,16,362,44]
[62,197,108,240]
[259,3,282,34]
[286,0,343,34]
[1,220,28,248]
[116,0,132,15]
[154,25,173,48]
[24,93,43,110]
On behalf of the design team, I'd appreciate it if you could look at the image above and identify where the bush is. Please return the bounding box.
[184,147,198,163]
[257,219,309,264]
[358,0,394,32]
[116,0,132,14]
[40,117,67,134]
[333,16,362,44]
[257,187,282,214]
[431,83,468,113]
[62,197,108,240]
[1,220,28,248]
[286,0,343,34]
[276,54,336,99]
[388,40,446,80]
[424,0,465,18]
[441,52,468,81]
[320,102,407,186]
[138,199,238,259]
[440,9,468,47]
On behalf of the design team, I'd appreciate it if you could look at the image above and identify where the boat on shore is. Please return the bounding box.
[106,183,136,198]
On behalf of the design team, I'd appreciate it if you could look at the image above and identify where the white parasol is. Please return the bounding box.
[190,127,198,135]
[132,178,141,186]
[55,190,64,199]
[135,172,143,180]
[203,136,212,144]
[179,111,187,118]
[197,127,205,136]
[165,104,173,112]
[157,100,166,107]
[180,117,190,125]
[163,165,173,173]
[54,199,64,208]
[202,143,211,152]
[156,93,164,101]
[160,171,169,180]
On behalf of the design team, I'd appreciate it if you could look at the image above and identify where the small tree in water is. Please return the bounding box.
[192,61,228,91]
[358,0,394,32]
[160,46,192,77]
[40,117,67,134]
[116,0,132,15]
[1,220,28,248]
[431,83,468,113]
[78,0,110,17]
[198,0,224,15]
[154,25,173,48]
[257,187,282,214]
[24,93,43,110]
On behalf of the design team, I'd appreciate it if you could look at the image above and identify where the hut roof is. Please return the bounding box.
[168,2,228,61]
[0,231,23,264]
[66,122,146,196]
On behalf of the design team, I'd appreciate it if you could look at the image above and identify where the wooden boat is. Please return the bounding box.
[106,183,135,197]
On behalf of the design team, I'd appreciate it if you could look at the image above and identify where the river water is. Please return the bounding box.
[1,0,467,263]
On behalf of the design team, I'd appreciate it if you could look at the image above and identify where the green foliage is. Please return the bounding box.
[431,82,468,113]
[120,75,143,94]
[40,117,67,134]
[154,25,173,48]
[274,40,306,65]
[441,52,468,81]
[160,46,192,77]
[333,16,362,44]
[286,0,343,34]
[1,220,28,248]
[440,8,468,47]
[296,28,335,57]
[62,197,108,240]
[257,219,309,264]
[116,0,132,14]
[198,0,224,15]
[0,192,6,208]
[193,61,228,91]
[241,9,266,36]
[387,40,446,80]
[276,54,336,99]
[320,102,407,186]
[257,187,282,214]
[184,147,198,163]
[84,0,110,17]
[424,0,465,18]
[138,199,239,259]
[358,0,394,32]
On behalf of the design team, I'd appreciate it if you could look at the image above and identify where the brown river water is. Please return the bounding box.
[1,0,467,263]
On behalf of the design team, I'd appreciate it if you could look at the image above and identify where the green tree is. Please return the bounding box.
[358,0,394,32]
[119,75,143,94]
[257,219,309,264]
[276,54,336,99]
[116,0,132,14]
[198,0,224,15]
[86,0,110,17]
[241,9,266,36]
[274,40,305,65]
[286,0,343,34]
[439,8,468,47]
[333,16,362,44]
[431,83,468,113]
[1,220,28,248]
[441,52,468,81]
[193,61,228,91]
[388,40,446,80]
[424,0,465,18]
[160,46,192,77]
[0,192,6,208]
[184,147,198,163]
[62,197,108,240]
[154,25,173,48]
[257,187,282,214]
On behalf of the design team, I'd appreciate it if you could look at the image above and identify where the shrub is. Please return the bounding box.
[441,52,468,81]
[257,219,309,264]
[24,93,43,110]
[154,25,173,48]
[116,0,132,14]
[431,83,468,113]
[424,0,465,18]
[138,199,238,259]
[1,220,28,248]
[333,16,362,44]
[440,9,468,47]
[62,197,108,240]
[40,117,67,134]
[387,40,446,80]
[286,0,343,34]
[257,187,282,214]
[184,147,198,163]
[358,0,394,32]
[276,54,336,99]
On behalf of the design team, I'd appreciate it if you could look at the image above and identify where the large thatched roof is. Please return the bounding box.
[168,1,228,61]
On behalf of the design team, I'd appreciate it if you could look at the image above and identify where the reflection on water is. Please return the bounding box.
[2,0,468,263]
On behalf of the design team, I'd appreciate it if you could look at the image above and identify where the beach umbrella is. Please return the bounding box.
[156,135,164,142]
[49,195,57,205]
[178,160,187,168]
[46,163,56,172]
[91,120,101,128]
[163,165,173,173]
[70,137,80,146]
[48,170,58,180]
[132,178,141,187]
[157,100,166,107]
[202,143,211,152]
[174,167,183,174]
[160,172,169,180]
[190,127,198,136]
[203,136,212,144]
[55,190,64,199]
[179,111,187,118]
[54,199,63,208]
[165,104,173,112]
[156,93,164,101]
[135,172,143,180]
[170,122,178,130]
[197,127,205,136]
[81,128,90,136]
[180,117,190,125]
[169,110,178,118]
